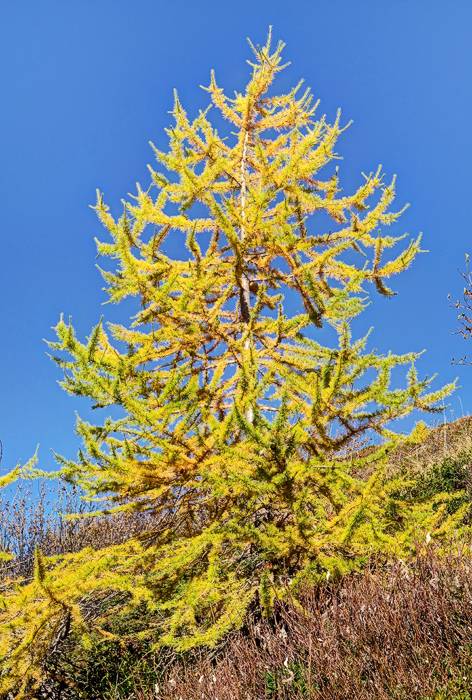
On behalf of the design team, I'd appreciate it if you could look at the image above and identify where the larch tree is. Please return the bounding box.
[0,31,462,697]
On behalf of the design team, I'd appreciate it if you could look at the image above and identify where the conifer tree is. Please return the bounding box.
[0,31,461,697]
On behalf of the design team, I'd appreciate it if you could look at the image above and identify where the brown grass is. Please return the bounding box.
[0,482,159,580]
[149,550,472,700]
[3,418,472,699]
[390,415,472,475]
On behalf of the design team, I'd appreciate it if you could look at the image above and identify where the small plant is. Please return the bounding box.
[265,660,308,698]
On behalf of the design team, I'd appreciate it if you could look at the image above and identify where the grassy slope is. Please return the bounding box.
[4,418,472,699]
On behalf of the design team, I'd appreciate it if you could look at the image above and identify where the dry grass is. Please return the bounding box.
[3,418,472,699]
[0,483,160,580]
[148,550,472,700]
[390,415,472,476]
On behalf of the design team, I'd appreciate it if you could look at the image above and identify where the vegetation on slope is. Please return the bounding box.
[2,418,472,698]
[0,31,467,698]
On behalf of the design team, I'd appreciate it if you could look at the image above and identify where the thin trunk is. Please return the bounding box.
[239,128,254,424]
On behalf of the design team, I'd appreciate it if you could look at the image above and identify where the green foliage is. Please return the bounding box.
[0,30,460,697]
[265,660,309,698]
[47,604,161,700]
[393,449,472,527]
[408,451,472,502]
[422,646,472,700]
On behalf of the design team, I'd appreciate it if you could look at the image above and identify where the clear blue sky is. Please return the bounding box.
[1,0,471,472]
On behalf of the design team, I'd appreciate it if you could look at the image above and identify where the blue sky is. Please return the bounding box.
[1,0,471,473]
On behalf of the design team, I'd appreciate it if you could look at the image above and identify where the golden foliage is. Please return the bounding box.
[0,31,457,697]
